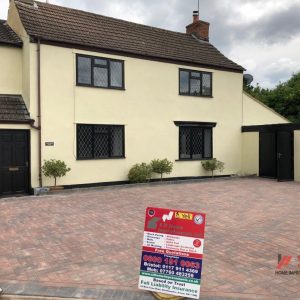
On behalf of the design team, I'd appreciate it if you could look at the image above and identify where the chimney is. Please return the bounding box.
[186,10,210,42]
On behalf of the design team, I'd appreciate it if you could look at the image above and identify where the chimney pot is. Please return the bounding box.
[186,11,210,42]
[193,10,199,22]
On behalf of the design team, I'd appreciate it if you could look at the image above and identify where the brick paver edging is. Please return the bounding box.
[1,282,299,300]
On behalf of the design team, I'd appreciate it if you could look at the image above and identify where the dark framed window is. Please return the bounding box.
[179,69,212,97]
[77,124,125,160]
[174,122,216,160]
[76,54,124,89]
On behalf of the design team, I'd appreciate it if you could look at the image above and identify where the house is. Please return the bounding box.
[0,0,299,196]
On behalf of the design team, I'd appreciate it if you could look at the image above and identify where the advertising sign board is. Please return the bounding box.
[138,207,206,299]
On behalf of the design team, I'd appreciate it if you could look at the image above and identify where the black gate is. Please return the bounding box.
[277,131,294,181]
[259,130,293,181]
[0,130,30,196]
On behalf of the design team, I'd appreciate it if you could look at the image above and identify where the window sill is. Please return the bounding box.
[77,157,126,161]
[76,84,126,91]
[176,158,213,162]
[179,94,213,98]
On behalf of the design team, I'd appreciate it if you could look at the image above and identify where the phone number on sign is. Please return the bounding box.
[142,254,201,278]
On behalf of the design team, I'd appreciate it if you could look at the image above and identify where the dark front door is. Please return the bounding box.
[0,130,30,196]
[259,132,277,178]
[277,131,293,181]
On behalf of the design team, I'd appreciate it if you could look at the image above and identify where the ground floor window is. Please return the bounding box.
[77,124,125,159]
[174,122,216,160]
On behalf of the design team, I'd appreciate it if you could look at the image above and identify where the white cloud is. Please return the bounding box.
[0,1,9,19]
[229,36,300,88]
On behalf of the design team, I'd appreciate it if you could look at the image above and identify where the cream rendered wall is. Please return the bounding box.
[37,44,244,187]
[241,132,259,176]
[0,46,22,94]
[294,131,300,182]
[7,0,31,109]
[243,92,289,126]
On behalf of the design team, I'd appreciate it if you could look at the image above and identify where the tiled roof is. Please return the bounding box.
[0,95,31,122]
[0,20,22,47]
[15,0,244,72]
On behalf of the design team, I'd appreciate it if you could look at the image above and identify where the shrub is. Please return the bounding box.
[151,159,173,181]
[128,163,152,183]
[201,158,225,178]
[42,159,71,186]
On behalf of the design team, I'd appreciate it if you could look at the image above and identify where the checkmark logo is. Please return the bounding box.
[194,214,203,225]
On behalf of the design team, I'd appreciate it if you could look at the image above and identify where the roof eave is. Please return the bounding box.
[30,36,244,73]
[0,41,23,48]
[0,119,33,124]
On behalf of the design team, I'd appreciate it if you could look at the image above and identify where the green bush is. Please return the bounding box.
[151,158,173,181]
[201,158,225,177]
[128,163,152,183]
[42,159,71,186]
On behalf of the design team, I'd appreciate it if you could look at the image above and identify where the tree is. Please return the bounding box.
[42,159,71,186]
[151,159,173,181]
[201,159,225,178]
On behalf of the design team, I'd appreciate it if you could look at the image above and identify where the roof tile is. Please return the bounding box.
[15,0,244,72]
[0,20,22,46]
[0,95,31,122]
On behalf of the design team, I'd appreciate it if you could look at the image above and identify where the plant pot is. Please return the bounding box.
[152,292,184,300]
[49,186,64,192]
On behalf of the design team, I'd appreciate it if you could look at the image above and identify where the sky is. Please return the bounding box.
[1,0,300,88]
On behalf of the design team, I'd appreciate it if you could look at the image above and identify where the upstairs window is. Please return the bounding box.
[174,122,216,160]
[179,69,212,97]
[76,54,124,89]
[77,124,125,160]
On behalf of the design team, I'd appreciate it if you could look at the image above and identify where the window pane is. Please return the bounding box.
[179,127,191,159]
[202,73,212,96]
[111,126,124,157]
[77,56,91,85]
[94,126,109,158]
[95,58,107,66]
[77,125,93,159]
[180,71,189,94]
[94,67,108,87]
[191,72,201,78]
[110,61,123,87]
[204,128,212,158]
[192,128,203,159]
[190,79,201,95]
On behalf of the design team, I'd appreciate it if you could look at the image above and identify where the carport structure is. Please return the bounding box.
[242,123,300,182]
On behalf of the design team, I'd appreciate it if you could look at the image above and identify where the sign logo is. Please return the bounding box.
[147,217,160,229]
[148,209,155,217]
[162,211,173,222]
[275,254,300,275]
[194,214,204,225]
[175,212,193,220]
[193,239,202,248]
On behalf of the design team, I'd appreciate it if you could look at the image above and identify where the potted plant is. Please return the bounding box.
[201,158,225,178]
[128,163,153,183]
[42,159,71,190]
[151,159,173,181]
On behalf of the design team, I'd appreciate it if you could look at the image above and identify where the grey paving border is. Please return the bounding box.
[1,281,296,300]
[0,176,260,202]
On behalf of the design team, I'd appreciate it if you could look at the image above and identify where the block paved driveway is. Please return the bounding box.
[0,178,300,299]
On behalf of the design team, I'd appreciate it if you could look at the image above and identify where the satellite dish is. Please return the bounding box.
[243,74,254,85]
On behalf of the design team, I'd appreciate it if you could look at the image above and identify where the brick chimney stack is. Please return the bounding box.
[186,11,210,42]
